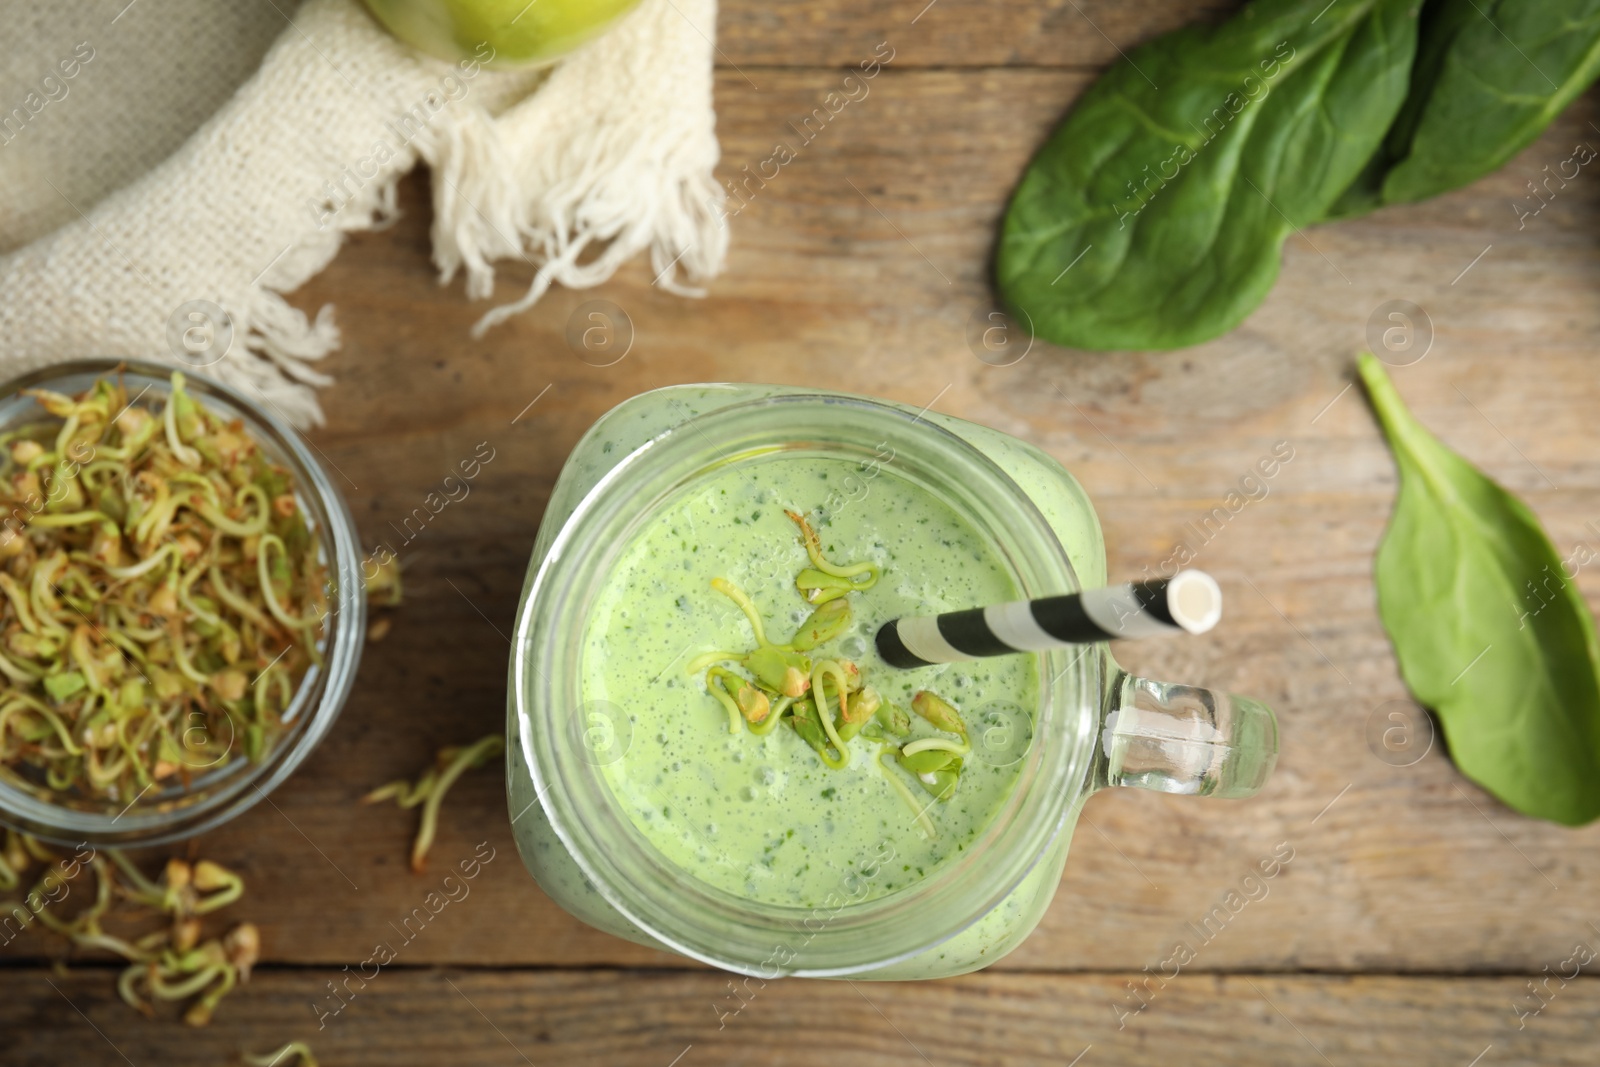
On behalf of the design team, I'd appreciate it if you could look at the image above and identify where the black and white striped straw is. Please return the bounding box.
[875,570,1223,669]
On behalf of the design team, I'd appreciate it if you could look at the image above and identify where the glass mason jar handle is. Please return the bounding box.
[1098,669,1278,798]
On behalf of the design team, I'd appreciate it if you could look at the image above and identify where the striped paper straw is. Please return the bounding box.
[875,570,1223,669]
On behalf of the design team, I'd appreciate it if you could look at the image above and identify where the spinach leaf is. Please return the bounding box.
[1330,0,1600,217]
[1360,354,1600,826]
[997,0,1419,351]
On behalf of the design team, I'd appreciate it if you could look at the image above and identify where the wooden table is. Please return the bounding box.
[7,2,1600,1063]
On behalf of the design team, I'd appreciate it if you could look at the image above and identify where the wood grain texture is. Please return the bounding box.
[3,969,1594,1067]
[8,6,1600,1063]
[4,70,1597,980]
[714,0,1239,68]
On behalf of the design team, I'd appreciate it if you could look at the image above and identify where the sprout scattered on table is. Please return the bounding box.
[363,734,503,872]
[245,1041,319,1066]
[0,835,258,1027]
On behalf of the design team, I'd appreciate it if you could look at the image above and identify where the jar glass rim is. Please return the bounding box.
[515,391,1098,976]
[0,358,366,847]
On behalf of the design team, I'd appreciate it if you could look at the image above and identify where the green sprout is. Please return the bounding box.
[246,1043,319,1067]
[363,734,504,872]
[683,504,978,821]
[0,370,330,805]
[0,837,259,1027]
[785,509,880,603]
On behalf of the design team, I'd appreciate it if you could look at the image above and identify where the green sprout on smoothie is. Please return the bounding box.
[787,509,881,603]
[688,507,976,830]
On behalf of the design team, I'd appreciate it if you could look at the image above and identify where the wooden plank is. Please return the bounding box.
[4,968,1593,1066]
[714,0,1238,69]
[5,69,1599,980]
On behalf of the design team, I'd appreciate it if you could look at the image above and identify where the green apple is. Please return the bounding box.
[362,0,643,69]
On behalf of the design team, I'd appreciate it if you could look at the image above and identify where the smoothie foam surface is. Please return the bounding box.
[584,454,1038,907]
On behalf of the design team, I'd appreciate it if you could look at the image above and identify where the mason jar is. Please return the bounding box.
[507,384,1277,978]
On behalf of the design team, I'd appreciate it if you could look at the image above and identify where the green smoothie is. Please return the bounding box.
[582,454,1039,907]
[512,384,1113,977]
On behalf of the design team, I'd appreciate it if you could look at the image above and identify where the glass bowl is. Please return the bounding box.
[0,359,365,847]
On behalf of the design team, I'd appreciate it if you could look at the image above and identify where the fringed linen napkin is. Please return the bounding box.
[0,0,725,425]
